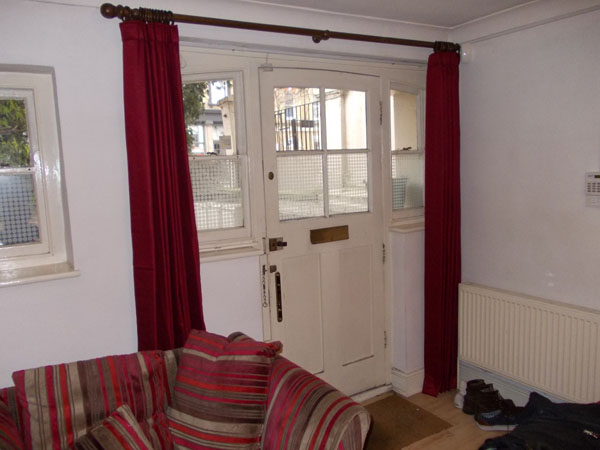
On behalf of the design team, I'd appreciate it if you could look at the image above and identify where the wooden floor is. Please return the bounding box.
[400,391,504,450]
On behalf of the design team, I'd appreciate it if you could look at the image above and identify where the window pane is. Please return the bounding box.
[390,90,417,151]
[0,98,31,168]
[278,155,324,220]
[0,174,40,247]
[390,89,422,210]
[189,157,243,231]
[325,89,366,150]
[274,88,321,151]
[328,153,369,215]
[392,153,423,209]
[183,80,236,155]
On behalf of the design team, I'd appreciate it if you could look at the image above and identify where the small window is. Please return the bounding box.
[0,68,75,285]
[183,72,250,244]
[390,87,424,217]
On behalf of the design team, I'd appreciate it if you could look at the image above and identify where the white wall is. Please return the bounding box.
[458,6,600,309]
[0,0,442,387]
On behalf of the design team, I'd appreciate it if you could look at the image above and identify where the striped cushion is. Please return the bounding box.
[168,330,281,449]
[0,397,24,450]
[74,404,155,450]
[262,357,371,450]
[12,351,173,450]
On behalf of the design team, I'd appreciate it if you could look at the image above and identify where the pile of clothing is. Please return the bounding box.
[456,379,600,449]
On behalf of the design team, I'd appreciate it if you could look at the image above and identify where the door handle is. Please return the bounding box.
[269,237,288,251]
[275,271,283,322]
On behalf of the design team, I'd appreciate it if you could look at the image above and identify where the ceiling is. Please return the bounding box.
[235,0,537,28]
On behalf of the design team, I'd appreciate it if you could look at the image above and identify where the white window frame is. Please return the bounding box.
[389,82,425,223]
[0,67,76,286]
[181,70,256,254]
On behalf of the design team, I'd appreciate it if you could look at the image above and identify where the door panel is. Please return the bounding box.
[279,254,324,374]
[339,245,373,365]
[260,68,385,395]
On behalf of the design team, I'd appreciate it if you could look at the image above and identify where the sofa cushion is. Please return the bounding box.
[0,397,24,450]
[168,330,280,449]
[12,351,172,450]
[73,404,155,450]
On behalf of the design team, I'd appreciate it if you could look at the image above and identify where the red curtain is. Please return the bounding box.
[422,51,461,396]
[120,21,206,351]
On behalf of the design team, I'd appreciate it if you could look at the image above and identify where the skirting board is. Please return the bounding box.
[459,361,569,407]
[391,368,424,397]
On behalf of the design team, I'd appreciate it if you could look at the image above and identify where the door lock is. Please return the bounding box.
[269,237,288,252]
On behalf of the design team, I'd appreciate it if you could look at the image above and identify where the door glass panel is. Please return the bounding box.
[278,155,324,221]
[0,174,40,246]
[328,153,368,215]
[274,88,321,151]
[325,89,366,150]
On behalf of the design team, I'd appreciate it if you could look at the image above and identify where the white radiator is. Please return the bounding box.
[459,283,600,403]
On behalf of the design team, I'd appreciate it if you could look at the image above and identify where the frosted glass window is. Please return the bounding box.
[0,174,40,246]
[277,155,324,221]
[189,157,243,230]
[328,154,368,215]
[0,70,73,283]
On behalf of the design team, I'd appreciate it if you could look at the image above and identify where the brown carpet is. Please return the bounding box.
[364,394,452,449]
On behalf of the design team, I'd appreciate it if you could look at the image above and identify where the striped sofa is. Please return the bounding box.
[0,341,371,450]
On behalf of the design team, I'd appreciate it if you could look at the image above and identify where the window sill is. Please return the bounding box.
[199,239,263,263]
[0,262,80,288]
[389,217,424,233]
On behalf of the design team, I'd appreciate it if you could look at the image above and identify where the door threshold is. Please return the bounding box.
[351,384,392,404]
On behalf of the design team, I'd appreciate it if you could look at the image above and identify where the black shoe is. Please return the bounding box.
[463,382,502,415]
[475,400,524,431]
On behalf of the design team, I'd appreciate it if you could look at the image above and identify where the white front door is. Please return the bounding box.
[260,68,386,395]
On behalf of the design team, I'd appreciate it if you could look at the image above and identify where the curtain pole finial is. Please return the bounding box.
[434,41,461,53]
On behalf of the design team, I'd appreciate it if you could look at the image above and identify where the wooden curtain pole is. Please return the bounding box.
[100,3,461,53]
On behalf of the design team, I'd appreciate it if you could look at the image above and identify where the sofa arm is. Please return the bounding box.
[0,395,24,450]
[262,357,371,450]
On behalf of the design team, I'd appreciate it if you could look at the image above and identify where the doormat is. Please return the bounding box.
[364,393,452,449]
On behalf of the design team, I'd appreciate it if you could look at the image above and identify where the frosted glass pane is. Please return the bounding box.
[328,153,368,215]
[325,89,366,150]
[189,157,243,230]
[0,174,40,247]
[274,87,321,151]
[278,155,324,221]
[392,152,423,209]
